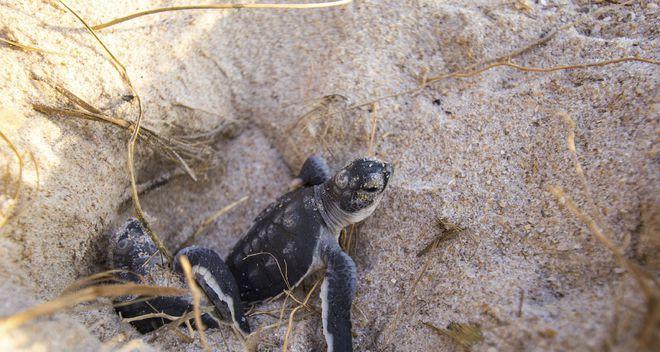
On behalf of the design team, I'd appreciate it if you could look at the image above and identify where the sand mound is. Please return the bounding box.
[0,1,658,351]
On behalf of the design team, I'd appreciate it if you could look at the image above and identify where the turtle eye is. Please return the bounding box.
[362,185,380,193]
[335,171,348,189]
[116,238,131,254]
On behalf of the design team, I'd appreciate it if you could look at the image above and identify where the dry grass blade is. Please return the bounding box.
[423,321,484,350]
[0,130,23,229]
[178,255,210,352]
[550,109,659,346]
[0,283,186,330]
[548,186,658,346]
[61,269,128,294]
[341,224,357,254]
[178,195,249,250]
[282,278,322,352]
[92,0,353,30]
[425,57,660,83]
[32,75,102,114]
[0,37,67,56]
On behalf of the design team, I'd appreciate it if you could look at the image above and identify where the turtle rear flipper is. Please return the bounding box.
[320,243,357,352]
[175,246,251,334]
[110,219,220,333]
[115,296,219,333]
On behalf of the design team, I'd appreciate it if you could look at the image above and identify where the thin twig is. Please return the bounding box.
[342,57,660,116]
[0,283,185,329]
[92,0,353,30]
[0,37,67,56]
[178,196,249,250]
[179,255,210,352]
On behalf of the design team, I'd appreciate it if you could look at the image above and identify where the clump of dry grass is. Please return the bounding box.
[281,278,322,352]
[0,282,186,330]
[423,321,484,351]
[32,103,212,180]
[417,218,463,258]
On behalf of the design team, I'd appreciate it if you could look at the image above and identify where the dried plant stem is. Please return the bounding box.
[58,0,172,261]
[179,255,210,352]
[473,0,635,70]
[179,195,249,250]
[557,111,619,246]
[344,57,659,115]
[282,278,322,352]
[92,0,353,30]
[550,109,659,345]
[0,283,185,330]
[426,57,660,83]
[0,37,66,56]
[0,130,23,229]
[548,186,652,296]
[547,186,658,344]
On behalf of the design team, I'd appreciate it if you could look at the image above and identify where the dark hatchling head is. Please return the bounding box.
[109,218,157,277]
[323,157,393,226]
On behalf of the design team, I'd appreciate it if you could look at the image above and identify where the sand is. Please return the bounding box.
[0,0,658,351]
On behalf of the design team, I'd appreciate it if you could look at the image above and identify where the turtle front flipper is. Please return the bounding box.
[320,243,357,352]
[175,246,251,335]
[296,154,331,187]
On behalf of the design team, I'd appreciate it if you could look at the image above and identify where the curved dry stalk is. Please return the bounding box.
[178,255,210,352]
[0,37,68,56]
[61,269,129,294]
[551,109,659,346]
[343,56,660,116]
[178,195,249,250]
[57,0,172,261]
[0,283,186,330]
[0,130,23,229]
[92,0,353,30]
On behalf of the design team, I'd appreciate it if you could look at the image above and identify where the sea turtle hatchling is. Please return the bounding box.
[110,155,393,351]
